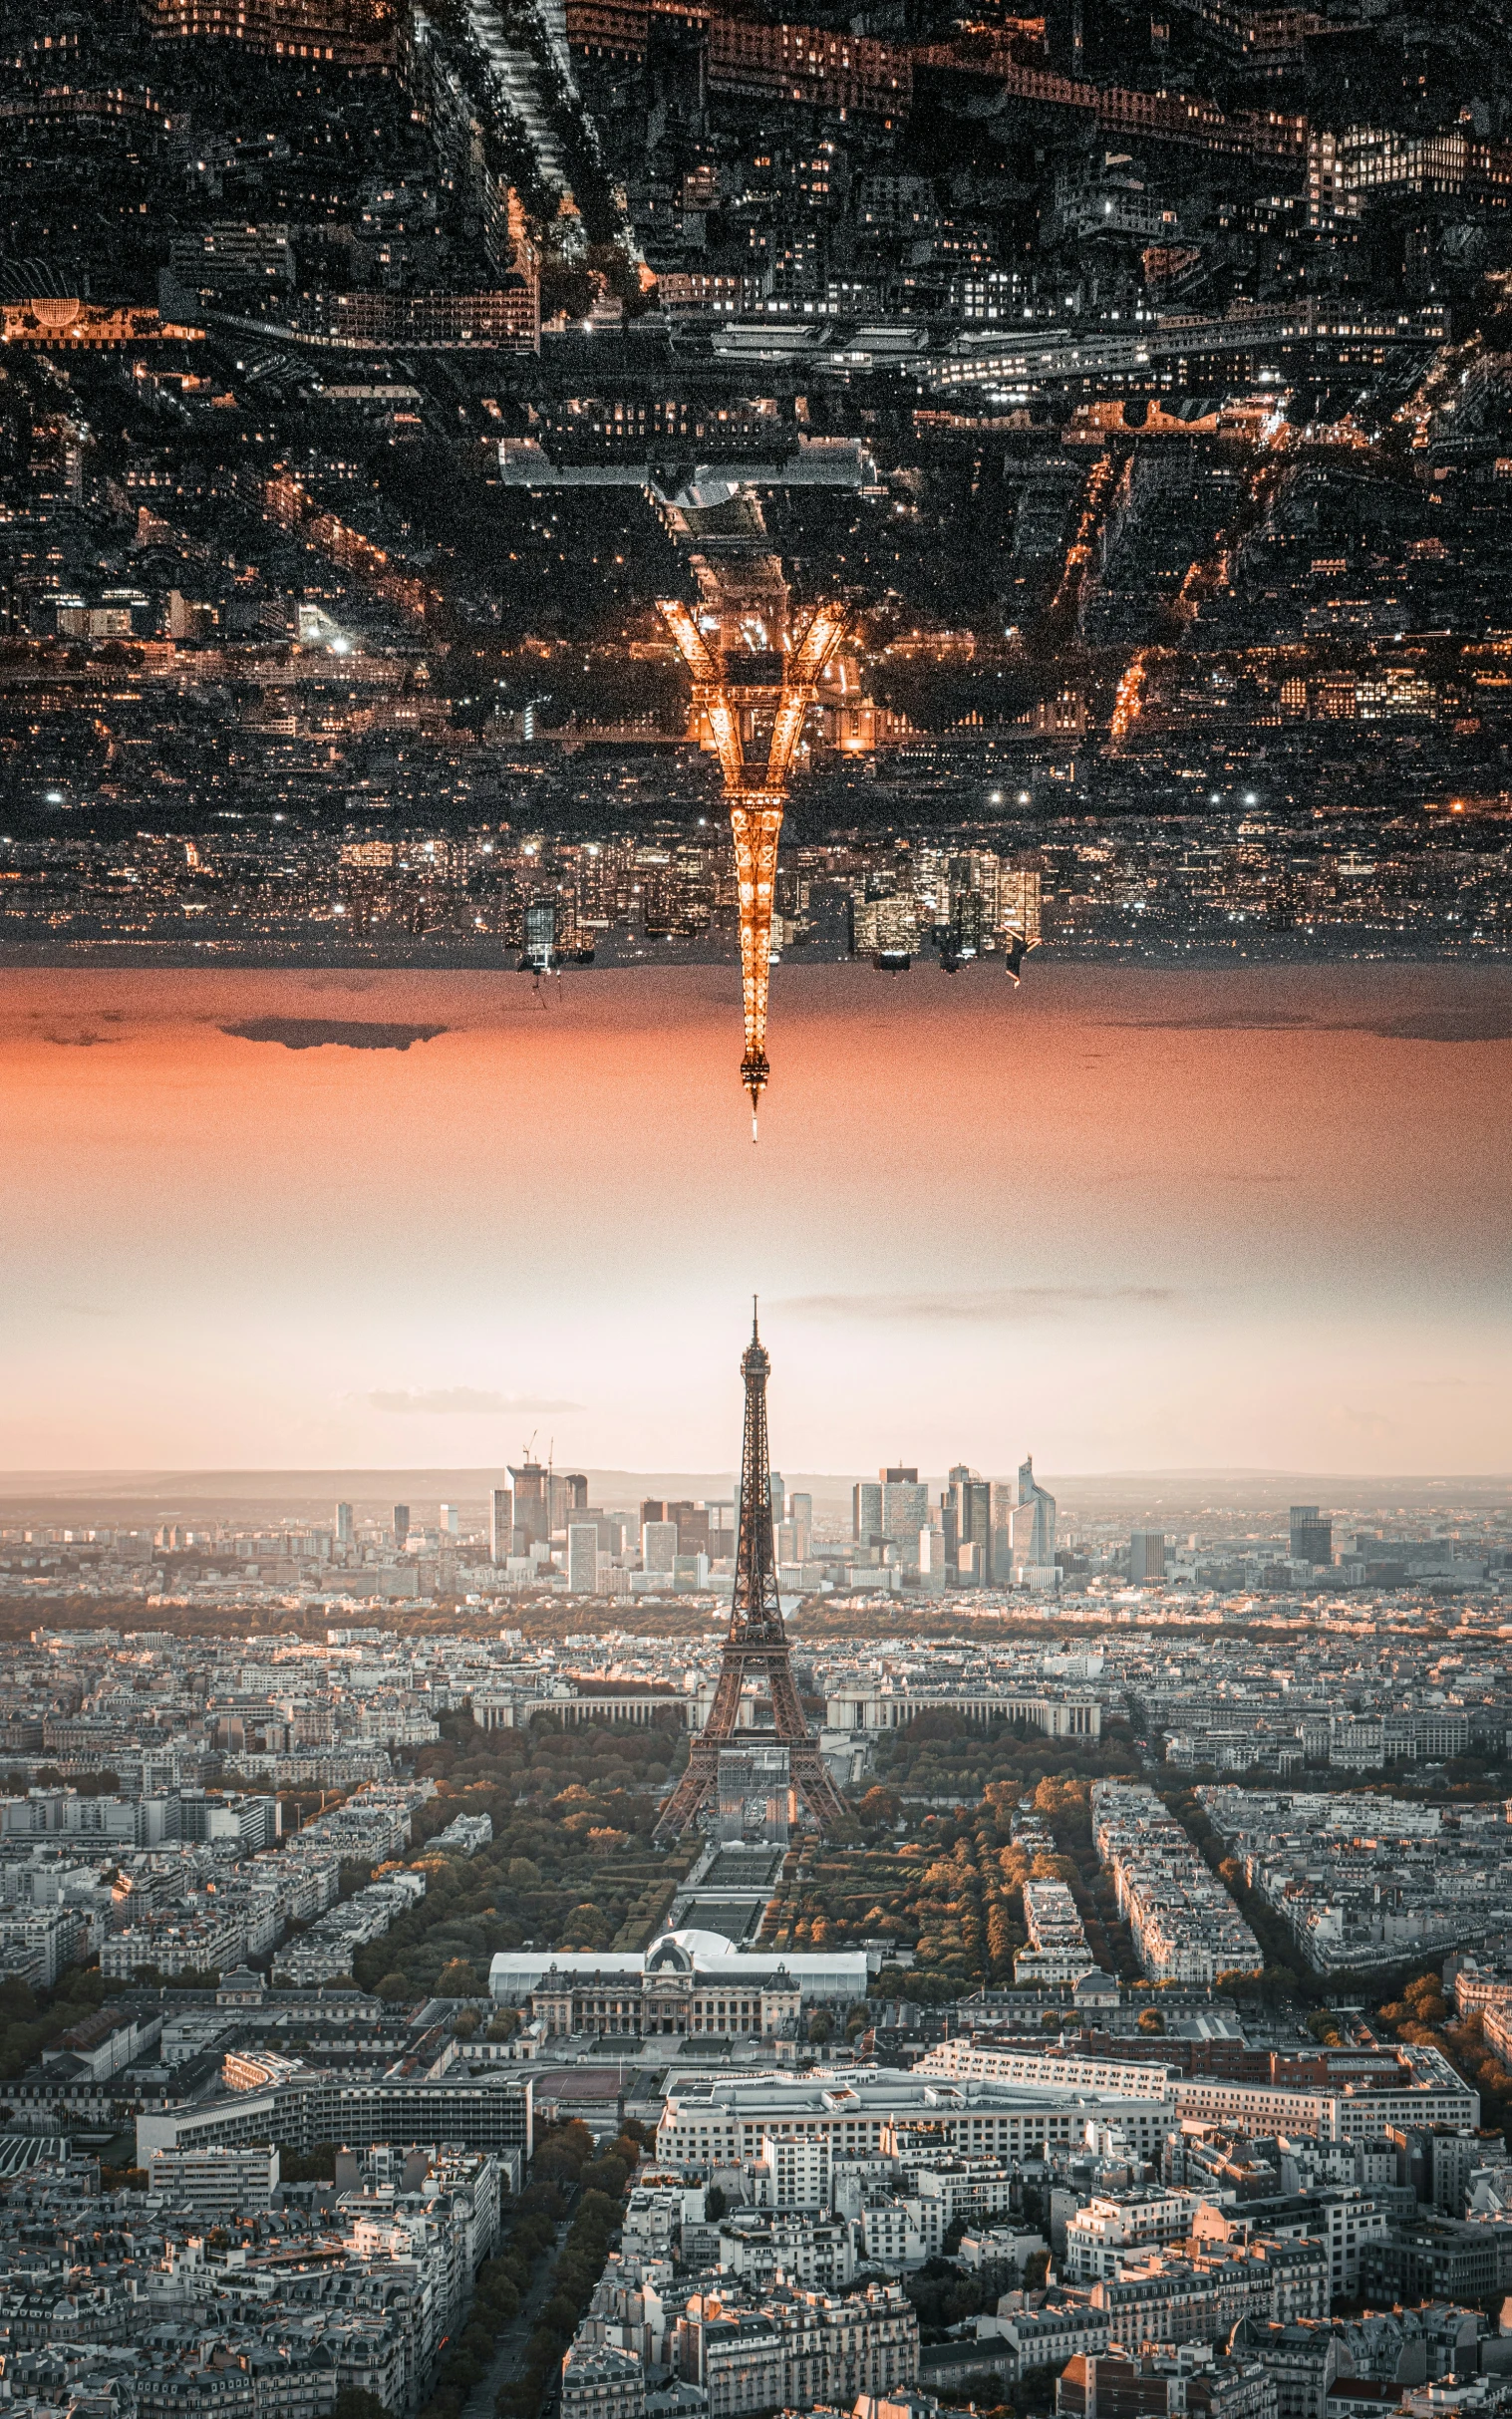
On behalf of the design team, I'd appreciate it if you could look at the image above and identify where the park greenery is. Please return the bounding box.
[1376,1968,1512,2134]
[0,1962,113,2085]
[754,1716,1141,1997]
[341,1710,698,2002]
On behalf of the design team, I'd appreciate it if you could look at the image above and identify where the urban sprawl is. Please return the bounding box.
[4,1454,1512,2419]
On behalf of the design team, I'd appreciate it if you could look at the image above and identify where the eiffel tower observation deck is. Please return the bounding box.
[653,1308,848,1843]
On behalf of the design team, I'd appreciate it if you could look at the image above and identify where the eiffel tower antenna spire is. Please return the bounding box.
[653,1309,848,1842]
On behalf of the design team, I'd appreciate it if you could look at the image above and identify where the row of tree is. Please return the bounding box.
[495,2118,648,2419]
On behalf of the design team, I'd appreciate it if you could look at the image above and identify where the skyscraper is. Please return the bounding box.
[1015,1456,1058,1571]
[393,1504,411,1548]
[646,1499,711,1554]
[1290,1506,1334,1567]
[787,1490,812,1562]
[852,1480,883,1541]
[550,1471,588,1530]
[946,1466,990,1580]
[439,1503,458,1536]
[508,1460,549,1551]
[335,1502,353,1547]
[882,1471,929,1569]
[990,1480,1018,1585]
[567,1524,599,1595]
[642,1520,678,1575]
[1129,1530,1165,1583]
[489,1488,514,1564]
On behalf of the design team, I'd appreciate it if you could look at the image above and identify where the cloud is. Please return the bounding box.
[41,1028,120,1049]
[1106,1007,1512,1044]
[366,1387,585,1415]
[222,1018,449,1052]
[777,1286,1181,1324]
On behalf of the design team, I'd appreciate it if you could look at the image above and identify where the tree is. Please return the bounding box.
[1137,2007,1164,2034]
[281,2144,338,2183]
[376,1970,414,2004]
[507,1858,541,1889]
[436,1959,482,1998]
[807,2009,834,2044]
[706,2184,727,2222]
[333,2380,389,2419]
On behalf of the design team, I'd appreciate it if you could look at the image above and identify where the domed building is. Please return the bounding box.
[491,1925,869,2044]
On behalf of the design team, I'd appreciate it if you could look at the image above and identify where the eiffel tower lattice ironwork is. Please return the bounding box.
[653,1306,848,1843]
[659,596,846,1130]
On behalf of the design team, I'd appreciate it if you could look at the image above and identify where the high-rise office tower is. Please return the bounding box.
[945,1466,990,1578]
[567,1524,599,1595]
[489,1488,514,1564]
[642,1520,678,1575]
[1016,1455,1058,1568]
[882,1473,930,1568]
[393,1504,411,1548]
[1290,1506,1334,1566]
[335,1502,353,1546]
[550,1471,588,1530]
[853,1480,883,1541]
[939,1491,959,1566]
[1129,1530,1165,1583]
[677,1504,711,1556]
[787,1490,812,1562]
[508,1460,549,1550]
[439,1503,458,1536]
[645,1500,709,1554]
[769,1470,785,1534]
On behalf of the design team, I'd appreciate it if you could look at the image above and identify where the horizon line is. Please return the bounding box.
[1,1463,1507,1486]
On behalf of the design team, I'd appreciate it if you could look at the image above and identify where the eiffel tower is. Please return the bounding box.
[659,596,846,1131]
[653,1307,849,1842]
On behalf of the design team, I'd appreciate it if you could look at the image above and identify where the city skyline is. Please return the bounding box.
[3,958,1507,1476]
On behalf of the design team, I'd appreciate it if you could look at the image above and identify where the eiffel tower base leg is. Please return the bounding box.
[787,1743,849,1832]
[653,1744,720,1842]
[654,1736,848,1843]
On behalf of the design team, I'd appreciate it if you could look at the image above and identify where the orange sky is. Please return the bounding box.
[1,961,1508,1475]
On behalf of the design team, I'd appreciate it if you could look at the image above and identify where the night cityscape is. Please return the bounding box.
[5,0,1512,995]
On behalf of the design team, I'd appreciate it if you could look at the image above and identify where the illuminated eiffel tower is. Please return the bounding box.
[653,1306,848,1843]
[659,596,846,1132]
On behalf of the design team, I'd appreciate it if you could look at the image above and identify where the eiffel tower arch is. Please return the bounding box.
[653,1309,848,1843]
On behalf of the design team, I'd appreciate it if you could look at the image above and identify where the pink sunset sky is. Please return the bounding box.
[1,959,1508,1475]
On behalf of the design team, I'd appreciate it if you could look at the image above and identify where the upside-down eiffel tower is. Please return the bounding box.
[653,1306,848,1842]
[659,595,846,1133]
